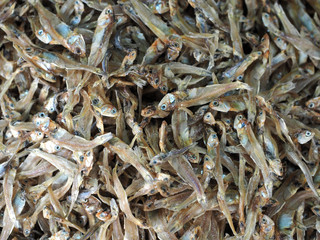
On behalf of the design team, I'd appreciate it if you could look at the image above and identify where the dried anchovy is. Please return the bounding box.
[0,0,319,239]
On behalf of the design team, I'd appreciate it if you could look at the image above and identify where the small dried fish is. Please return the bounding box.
[0,0,319,239]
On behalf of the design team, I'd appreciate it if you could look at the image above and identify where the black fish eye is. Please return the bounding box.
[111,108,117,114]
[308,102,315,108]
[160,104,166,110]
[55,145,60,150]
[80,155,85,161]
[237,75,243,80]
[212,101,219,106]
[306,131,312,137]
[39,112,46,118]
[161,86,167,91]
[92,98,99,105]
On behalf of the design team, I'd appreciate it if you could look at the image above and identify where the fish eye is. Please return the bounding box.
[25,47,32,52]
[106,8,113,14]
[238,115,243,120]
[79,155,85,162]
[55,145,61,151]
[204,156,209,161]
[261,217,267,224]
[161,86,167,92]
[212,101,219,106]
[305,131,312,137]
[205,113,211,118]
[212,134,217,138]
[264,13,269,18]
[24,229,30,235]
[39,112,46,118]
[38,30,44,35]
[36,121,41,126]
[92,98,99,105]
[259,111,263,116]
[75,48,81,54]
[160,104,167,111]
[261,37,265,41]
[225,119,231,124]
[111,108,117,114]
[277,37,281,42]
[50,107,55,112]
[308,102,315,108]
[154,78,159,84]
[38,132,42,136]
[237,75,243,80]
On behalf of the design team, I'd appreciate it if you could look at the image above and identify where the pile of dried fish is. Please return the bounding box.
[0,0,320,239]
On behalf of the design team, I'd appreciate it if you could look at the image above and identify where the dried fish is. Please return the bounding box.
[0,0,319,239]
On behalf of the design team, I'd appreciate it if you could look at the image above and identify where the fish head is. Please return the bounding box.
[29,130,44,142]
[36,28,53,44]
[269,159,283,176]
[296,130,314,144]
[33,112,51,131]
[273,36,287,50]
[206,131,219,148]
[100,104,118,117]
[158,82,168,94]
[306,98,319,110]
[203,112,216,125]
[166,34,182,61]
[203,154,215,171]
[141,105,157,117]
[73,150,94,174]
[158,93,176,111]
[183,150,199,163]
[209,98,230,112]
[256,109,266,128]
[258,33,270,53]
[44,96,57,113]
[259,215,275,236]
[233,113,246,130]
[40,140,61,153]
[67,34,86,57]
[99,5,114,27]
